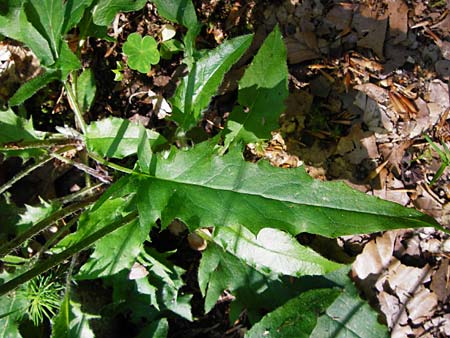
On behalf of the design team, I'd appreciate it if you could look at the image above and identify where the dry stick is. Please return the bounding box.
[0,210,138,296]
[0,198,96,258]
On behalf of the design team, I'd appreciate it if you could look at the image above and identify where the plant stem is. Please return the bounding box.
[54,182,104,205]
[35,215,79,260]
[0,156,52,195]
[0,198,96,258]
[0,137,79,151]
[49,151,112,183]
[0,211,138,296]
[88,152,135,175]
[64,81,87,135]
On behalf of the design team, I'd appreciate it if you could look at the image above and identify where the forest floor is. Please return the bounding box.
[2,0,450,337]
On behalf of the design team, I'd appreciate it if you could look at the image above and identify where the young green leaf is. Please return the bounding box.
[151,0,198,29]
[198,240,323,321]
[223,25,288,149]
[91,0,147,26]
[133,140,440,239]
[214,224,342,277]
[0,108,46,158]
[142,250,193,320]
[85,117,166,159]
[123,33,160,74]
[8,69,61,106]
[246,288,341,338]
[61,0,95,35]
[138,124,153,173]
[170,34,253,131]
[160,39,184,60]
[106,249,193,321]
[17,200,61,234]
[76,68,97,112]
[0,108,40,144]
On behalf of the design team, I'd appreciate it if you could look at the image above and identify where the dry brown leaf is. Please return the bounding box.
[373,175,410,206]
[354,83,390,103]
[406,287,438,324]
[430,259,450,303]
[324,3,354,30]
[378,291,403,328]
[352,231,397,280]
[386,259,432,304]
[285,33,321,64]
[352,5,388,58]
[425,314,450,336]
[387,0,408,44]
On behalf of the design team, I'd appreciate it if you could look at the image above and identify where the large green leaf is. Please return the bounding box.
[53,196,135,253]
[133,140,439,238]
[198,241,279,313]
[310,267,389,338]
[214,224,342,277]
[223,25,288,149]
[1,0,82,105]
[0,274,27,338]
[151,0,198,29]
[25,0,65,59]
[0,0,54,65]
[170,34,253,131]
[85,117,166,159]
[245,288,341,338]
[75,217,143,279]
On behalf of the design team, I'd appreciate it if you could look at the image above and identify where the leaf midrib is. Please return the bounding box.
[133,163,423,220]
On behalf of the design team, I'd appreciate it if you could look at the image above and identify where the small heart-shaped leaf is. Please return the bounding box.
[123,33,160,74]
